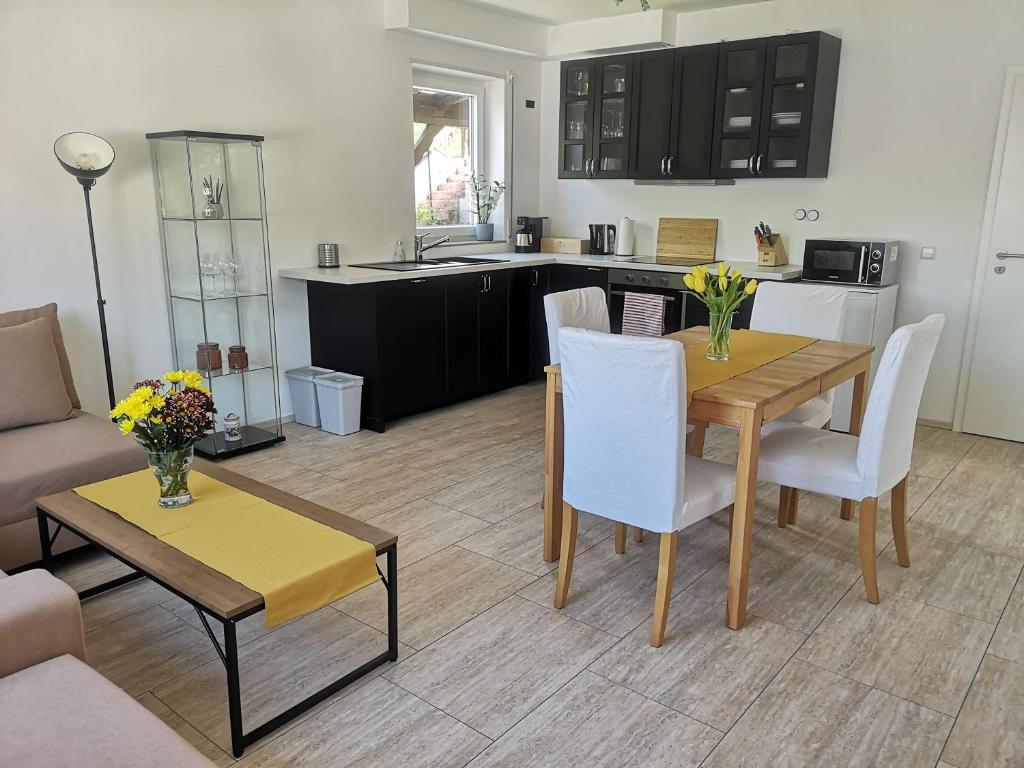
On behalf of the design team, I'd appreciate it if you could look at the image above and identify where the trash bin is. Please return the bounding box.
[314,372,364,436]
[285,366,333,427]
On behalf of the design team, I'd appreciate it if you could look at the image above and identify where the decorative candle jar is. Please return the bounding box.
[228,345,248,370]
[224,413,242,442]
[196,342,222,371]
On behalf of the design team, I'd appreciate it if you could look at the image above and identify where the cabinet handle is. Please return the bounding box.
[747,155,754,175]
[586,267,602,272]
[667,156,674,176]
[661,157,667,176]
[532,269,539,286]
[411,278,426,283]
[756,154,763,174]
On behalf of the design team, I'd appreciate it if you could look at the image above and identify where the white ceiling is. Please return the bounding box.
[457,0,769,25]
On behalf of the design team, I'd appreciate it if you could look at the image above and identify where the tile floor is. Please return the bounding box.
[56,382,1024,767]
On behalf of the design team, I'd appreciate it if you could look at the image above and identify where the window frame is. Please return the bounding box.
[412,71,487,239]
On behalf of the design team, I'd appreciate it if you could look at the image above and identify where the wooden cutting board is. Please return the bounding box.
[656,218,718,264]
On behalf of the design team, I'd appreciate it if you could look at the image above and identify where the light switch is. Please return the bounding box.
[920,246,936,260]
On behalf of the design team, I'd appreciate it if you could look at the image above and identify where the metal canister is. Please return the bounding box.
[317,243,340,268]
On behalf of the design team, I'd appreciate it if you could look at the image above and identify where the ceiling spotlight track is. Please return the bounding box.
[616,0,652,10]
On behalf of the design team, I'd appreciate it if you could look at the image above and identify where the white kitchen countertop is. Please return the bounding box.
[279,251,802,285]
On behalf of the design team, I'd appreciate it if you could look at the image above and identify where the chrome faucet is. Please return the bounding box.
[414,234,450,261]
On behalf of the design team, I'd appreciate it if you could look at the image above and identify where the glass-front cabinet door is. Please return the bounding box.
[147,131,284,460]
[559,62,595,178]
[755,33,819,177]
[559,56,633,179]
[711,39,766,178]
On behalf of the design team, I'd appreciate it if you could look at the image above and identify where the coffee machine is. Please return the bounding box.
[514,216,546,253]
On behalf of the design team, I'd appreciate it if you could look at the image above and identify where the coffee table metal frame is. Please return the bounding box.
[36,506,398,759]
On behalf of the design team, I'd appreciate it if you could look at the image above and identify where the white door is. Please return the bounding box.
[960,68,1024,442]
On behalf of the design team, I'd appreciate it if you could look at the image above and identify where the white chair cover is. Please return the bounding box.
[544,288,610,365]
[752,282,850,431]
[757,314,945,500]
[558,328,735,533]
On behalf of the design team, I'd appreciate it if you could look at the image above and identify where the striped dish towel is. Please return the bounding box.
[621,292,666,337]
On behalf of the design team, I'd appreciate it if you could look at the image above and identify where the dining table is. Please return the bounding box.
[543,326,874,630]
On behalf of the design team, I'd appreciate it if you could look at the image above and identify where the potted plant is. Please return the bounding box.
[110,370,216,507]
[683,264,757,361]
[468,174,505,241]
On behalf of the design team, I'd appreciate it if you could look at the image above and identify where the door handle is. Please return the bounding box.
[667,156,674,176]
[996,250,1024,259]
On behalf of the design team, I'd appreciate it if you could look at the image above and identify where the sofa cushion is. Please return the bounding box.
[0,317,74,431]
[0,654,214,767]
[0,411,147,528]
[0,303,80,409]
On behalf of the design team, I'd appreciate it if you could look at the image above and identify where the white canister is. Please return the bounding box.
[615,217,635,256]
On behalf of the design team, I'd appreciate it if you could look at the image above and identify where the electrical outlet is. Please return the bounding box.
[920,246,936,260]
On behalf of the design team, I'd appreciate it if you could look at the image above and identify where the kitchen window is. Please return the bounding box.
[412,67,507,242]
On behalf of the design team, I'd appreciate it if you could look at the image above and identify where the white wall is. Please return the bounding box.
[0,0,541,417]
[539,0,1024,425]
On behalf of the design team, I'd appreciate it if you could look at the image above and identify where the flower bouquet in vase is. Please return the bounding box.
[110,370,216,507]
[683,264,757,361]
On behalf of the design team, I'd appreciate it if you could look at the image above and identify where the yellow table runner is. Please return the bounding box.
[684,329,815,399]
[73,471,379,627]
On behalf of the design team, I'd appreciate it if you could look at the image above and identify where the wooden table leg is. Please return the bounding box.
[727,407,762,630]
[687,420,708,458]
[841,367,869,521]
[543,371,564,562]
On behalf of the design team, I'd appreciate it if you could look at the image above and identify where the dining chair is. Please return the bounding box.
[756,314,945,604]
[543,287,610,365]
[553,328,736,646]
[750,281,849,433]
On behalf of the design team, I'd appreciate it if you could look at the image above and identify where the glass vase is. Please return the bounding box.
[146,447,194,508]
[707,312,734,361]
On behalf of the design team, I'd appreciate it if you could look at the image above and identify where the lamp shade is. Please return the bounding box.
[54,132,115,181]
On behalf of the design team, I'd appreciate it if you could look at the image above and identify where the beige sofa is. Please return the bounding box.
[0,304,147,570]
[0,568,214,767]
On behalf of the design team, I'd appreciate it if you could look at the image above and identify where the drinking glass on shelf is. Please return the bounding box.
[200,261,220,297]
[218,259,240,296]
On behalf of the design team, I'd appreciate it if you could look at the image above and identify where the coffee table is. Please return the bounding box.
[35,459,397,758]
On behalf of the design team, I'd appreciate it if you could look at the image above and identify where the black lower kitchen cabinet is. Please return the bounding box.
[552,264,608,292]
[450,270,512,399]
[512,265,551,380]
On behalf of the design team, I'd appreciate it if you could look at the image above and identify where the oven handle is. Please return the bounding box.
[857,245,868,283]
[609,289,677,302]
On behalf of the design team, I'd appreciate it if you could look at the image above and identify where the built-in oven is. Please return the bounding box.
[802,239,900,286]
[608,269,686,335]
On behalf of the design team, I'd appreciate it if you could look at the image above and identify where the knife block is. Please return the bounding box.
[757,235,788,267]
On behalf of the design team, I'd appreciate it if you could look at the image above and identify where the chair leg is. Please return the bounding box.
[687,420,708,458]
[651,532,679,647]
[554,503,579,609]
[787,489,799,525]
[778,487,792,528]
[633,527,645,543]
[891,475,910,567]
[615,523,627,554]
[840,498,854,520]
[727,505,735,549]
[822,420,831,431]
[859,497,880,604]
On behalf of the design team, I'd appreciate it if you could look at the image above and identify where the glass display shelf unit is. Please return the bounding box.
[147,130,284,460]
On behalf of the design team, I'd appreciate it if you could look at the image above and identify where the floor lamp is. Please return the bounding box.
[53,132,117,410]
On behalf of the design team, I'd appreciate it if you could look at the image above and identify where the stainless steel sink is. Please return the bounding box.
[353,256,509,271]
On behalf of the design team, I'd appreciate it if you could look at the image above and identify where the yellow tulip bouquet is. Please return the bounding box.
[110,370,216,507]
[682,264,757,361]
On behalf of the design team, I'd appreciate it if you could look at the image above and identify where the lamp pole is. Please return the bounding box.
[80,179,116,410]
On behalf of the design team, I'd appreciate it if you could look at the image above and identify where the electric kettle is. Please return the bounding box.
[589,224,617,256]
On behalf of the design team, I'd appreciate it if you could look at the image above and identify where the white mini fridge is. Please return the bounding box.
[830,284,899,433]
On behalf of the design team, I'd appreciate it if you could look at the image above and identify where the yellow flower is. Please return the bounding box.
[718,262,728,277]
[182,370,205,389]
[730,268,742,280]
[745,279,758,295]
[118,418,136,435]
[683,274,695,290]
[150,415,163,424]
[719,275,728,291]
[164,370,185,384]
[693,273,706,294]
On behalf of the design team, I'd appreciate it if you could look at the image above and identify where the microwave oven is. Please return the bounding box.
[801,239,900,286]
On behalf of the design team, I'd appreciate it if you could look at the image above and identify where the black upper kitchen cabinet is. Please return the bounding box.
[630,44,719,179]
[559,56,634,179]
[711,31,840,179]
[449,270,512,398]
